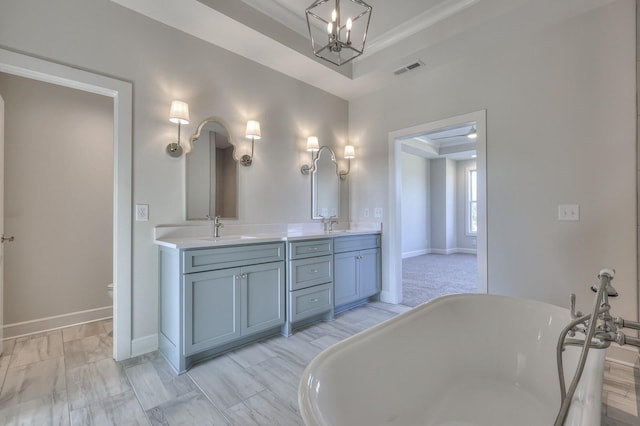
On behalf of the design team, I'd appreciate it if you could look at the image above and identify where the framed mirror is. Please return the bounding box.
[186,118,239,220]
[312,146,340,219]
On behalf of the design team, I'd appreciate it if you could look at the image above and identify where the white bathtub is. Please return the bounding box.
[299,294,605,425]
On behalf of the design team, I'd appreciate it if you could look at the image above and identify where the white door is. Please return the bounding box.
[0,95,5,354]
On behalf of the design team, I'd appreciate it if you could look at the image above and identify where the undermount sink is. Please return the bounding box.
[200,235,257,241]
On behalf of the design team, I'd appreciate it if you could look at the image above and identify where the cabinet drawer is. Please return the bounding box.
[333,234,380,253]
[289,284,332,323]
[288,239,332,260]
[289,255,333,291]
[183,243,284,274]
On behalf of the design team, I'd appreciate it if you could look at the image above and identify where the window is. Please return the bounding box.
[467,168,477,235]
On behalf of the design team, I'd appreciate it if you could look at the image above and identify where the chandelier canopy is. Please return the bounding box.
[306,0,372,66]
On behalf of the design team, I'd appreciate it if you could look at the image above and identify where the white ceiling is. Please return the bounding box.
[111,0,615,101]
[402,123,477,161]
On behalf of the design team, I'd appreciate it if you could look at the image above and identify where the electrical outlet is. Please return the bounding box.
[364,208,370,218]
[558,204,579,221]
[374,207,383,218]
[136,204,149,221]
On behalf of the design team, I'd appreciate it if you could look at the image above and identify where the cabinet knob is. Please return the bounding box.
[311,269,319,274]
[310,298,319,303]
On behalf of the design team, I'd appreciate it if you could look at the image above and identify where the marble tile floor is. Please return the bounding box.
[0,304,637,425]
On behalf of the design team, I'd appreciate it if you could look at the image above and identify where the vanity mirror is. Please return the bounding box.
[312,146,340,219]
[186,118,239,220]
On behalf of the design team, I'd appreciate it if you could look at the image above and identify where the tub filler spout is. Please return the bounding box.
[555,268,639,425]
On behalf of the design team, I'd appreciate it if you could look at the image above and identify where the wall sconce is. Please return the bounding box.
[300,136,320,175]
[339,145,355,179]
[241,120,261,166]
[467,125,477,139]
[166,100,190,158]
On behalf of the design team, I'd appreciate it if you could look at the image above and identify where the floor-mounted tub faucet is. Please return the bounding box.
[554,269,640,425]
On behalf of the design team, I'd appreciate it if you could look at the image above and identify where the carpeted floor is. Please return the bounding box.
[402,253,477,307]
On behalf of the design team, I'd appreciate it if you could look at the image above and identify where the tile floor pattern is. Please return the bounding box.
[0,304,637,425]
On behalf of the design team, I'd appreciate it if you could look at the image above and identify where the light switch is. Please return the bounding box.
[374,207,383,218]
[558,204,579,221]
[364,208,370,218]
[136,204,149,221]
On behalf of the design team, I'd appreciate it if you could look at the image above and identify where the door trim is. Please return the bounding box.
[385,110,488,304]
[0,48,133,360]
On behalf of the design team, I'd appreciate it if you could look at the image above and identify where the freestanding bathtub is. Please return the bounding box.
[299,294,605,425]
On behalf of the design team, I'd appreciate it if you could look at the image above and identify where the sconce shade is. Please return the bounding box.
[307,136,320,152]
[169,100,190,125]
[245,120,261,139]
[344,145,355,159]
[467,126,477,139]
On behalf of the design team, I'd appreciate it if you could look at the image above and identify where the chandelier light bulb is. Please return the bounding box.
[305,0,372,66]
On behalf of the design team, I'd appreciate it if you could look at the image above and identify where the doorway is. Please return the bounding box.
[0,48,132,360]
[1,73,114,339]
[400,123,479,306]
[385,110,487,305]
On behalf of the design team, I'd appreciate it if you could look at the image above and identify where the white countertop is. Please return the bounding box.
[154,228,381,249]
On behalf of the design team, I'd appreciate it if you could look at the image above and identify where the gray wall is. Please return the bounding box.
[401,152,430,257]
[456,159,477,251]
[445,158,456,251]
[0,0,349,341]
[0,73,113,324]
[430,158,457,253]
[350,1,637,321]
[429,159,446,251]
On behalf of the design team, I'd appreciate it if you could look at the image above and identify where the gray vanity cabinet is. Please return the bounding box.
[283,238,334,335]
[333,235,381,312]
[159,242,285,374]
[184,268,241,355]
[241,262,286,335]
[183,261,284,356]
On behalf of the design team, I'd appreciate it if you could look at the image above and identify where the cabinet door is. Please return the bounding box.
[183,268,241,356]
[241,261,285,336]
[359,248,381,299]
[334,251,359,307]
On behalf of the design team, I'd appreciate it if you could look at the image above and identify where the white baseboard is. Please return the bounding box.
[402,249,431,259]
[605,343,640,367]
[456,248,477,254]
[430,248,477,255]
[3,306,112,339]
[131,334,158,357]
[403,248,477,257]
[379,290,401,304]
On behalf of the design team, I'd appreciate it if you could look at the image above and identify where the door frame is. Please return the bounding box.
[0,48,133,360]
[384,110,488,304]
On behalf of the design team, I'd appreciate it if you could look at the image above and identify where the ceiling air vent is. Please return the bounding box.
[393,60,425,75]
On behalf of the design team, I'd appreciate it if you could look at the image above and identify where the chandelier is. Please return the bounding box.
[306,0,372,66]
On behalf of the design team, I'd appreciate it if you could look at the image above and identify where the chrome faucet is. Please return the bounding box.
[554,269,640,425]
[324,215,338,233]
[206,215,224,238]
